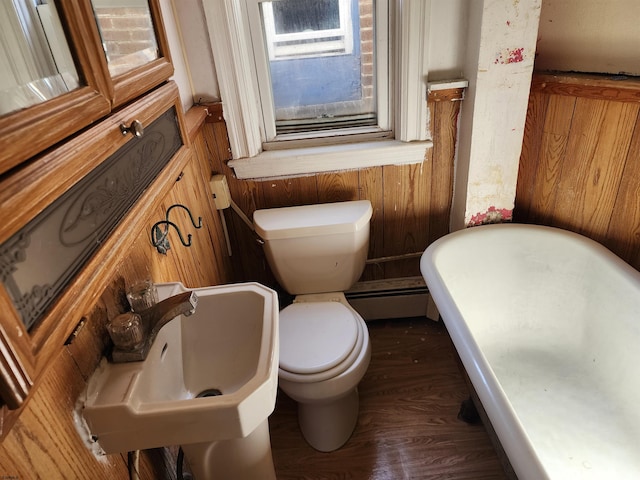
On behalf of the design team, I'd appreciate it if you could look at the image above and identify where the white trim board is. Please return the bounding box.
[228,139,432,179]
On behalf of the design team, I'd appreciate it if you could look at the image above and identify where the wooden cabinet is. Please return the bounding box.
[0,0,177,436]
[0,0,173,176]
[0,110,234,475]
[0,83,187,414]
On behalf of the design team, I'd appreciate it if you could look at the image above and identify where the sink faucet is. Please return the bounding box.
[110,291,198,363]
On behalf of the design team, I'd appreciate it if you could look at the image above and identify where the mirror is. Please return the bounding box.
[0,0,80,117]
[91,0,159,77]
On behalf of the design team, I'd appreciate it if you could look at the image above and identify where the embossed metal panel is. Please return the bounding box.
[0,107,182,331]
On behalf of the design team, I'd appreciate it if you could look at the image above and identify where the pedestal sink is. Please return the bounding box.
[81,282,279,479]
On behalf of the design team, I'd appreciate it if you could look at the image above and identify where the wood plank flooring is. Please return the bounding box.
[269,317,507,479]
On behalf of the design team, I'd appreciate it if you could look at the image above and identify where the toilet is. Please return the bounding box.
[253,200,373,452]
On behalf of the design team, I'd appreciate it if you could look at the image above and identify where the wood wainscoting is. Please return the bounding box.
[516,72,640,270]
[0,88,463,478]
[202,89,463,288]
[0,108,234,479]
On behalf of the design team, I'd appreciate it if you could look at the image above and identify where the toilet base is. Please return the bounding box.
[297,388,359,452]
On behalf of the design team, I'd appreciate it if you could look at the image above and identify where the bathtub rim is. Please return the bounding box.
[419,223,640,480]
[422,268,545,478]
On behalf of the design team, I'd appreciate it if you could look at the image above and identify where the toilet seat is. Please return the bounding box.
[279,302,364,383]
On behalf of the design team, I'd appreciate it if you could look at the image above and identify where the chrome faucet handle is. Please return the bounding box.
[109,291,198,363]
[107,312,145,351]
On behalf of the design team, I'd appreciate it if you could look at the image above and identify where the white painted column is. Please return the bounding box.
[451,0,542,230]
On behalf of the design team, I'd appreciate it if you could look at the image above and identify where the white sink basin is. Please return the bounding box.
[81,281,279,454]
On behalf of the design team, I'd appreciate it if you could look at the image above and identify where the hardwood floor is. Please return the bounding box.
[269,317,507,480]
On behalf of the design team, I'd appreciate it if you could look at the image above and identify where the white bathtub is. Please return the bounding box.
[420,223,640,480]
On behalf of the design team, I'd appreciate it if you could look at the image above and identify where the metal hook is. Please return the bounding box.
[166,204,203,229]
[151,221,169,254]
[150,204,202,255]
[151,220,193,254]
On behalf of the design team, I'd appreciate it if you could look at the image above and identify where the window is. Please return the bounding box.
[262,0,353,60]
[261,0,370,136]
[249,0,382,140]
[203,0,431,178]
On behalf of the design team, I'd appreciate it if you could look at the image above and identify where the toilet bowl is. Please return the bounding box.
[277,293,371,452]
[253,200,373,452]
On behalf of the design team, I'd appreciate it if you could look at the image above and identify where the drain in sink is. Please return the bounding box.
[196,388,222,397]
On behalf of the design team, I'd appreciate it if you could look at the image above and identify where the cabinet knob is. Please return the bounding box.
[120,119,144,138]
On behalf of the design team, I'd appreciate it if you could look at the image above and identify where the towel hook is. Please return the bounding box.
[166,204,203,229]
[150,204,202,254]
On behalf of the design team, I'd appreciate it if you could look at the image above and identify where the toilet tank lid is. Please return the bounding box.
[253,200,373,240]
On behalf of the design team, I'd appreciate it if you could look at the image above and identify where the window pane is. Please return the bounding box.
[92,0,159,77]
[273,0,340,33]
[261,0,376,134]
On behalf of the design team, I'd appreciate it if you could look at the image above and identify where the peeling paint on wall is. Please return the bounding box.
[494,47,525,64]
[449,0,542,231]
[467,206,513,227]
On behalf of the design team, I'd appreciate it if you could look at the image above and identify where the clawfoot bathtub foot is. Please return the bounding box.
[458,396,480,424]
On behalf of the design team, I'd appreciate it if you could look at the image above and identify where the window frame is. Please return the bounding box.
[203,0,431,179]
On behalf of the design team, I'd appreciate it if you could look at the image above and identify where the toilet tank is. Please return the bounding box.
[253,200,373,295]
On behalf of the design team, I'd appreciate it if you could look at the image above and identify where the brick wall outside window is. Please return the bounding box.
[359,0,374,102]
[94,7,158,76]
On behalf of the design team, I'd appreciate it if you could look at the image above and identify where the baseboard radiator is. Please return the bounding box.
[345,276,440,322]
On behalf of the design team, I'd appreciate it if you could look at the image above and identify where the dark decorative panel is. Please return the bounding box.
[0,107,182,331]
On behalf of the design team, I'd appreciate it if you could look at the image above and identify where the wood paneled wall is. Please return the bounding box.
[204,90,462,289]
[0,89,462,478]
[9,68,640,477]
[516,73,640,270]
[0,109,233,479]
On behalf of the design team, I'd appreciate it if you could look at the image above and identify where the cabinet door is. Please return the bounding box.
[158,159,232,289]
[89,0,174,108]
[0,82,186,418]
[0,0,174,176]
[0,1,112,175]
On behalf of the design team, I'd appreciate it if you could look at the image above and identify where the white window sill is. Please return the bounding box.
[228,139,433,179]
